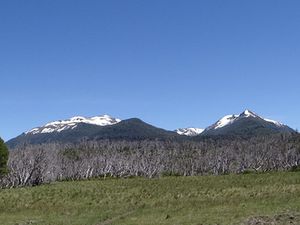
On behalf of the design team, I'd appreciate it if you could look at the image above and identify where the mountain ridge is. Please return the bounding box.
[6,109,296,148]
[25,115,121,135]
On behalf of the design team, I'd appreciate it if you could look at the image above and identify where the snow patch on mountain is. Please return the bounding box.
[25,115,121,135]
[176,128,204,136]
[263,118,283,127]
[213,115,239,129]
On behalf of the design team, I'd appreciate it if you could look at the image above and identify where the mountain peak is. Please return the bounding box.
[239,109,259,118]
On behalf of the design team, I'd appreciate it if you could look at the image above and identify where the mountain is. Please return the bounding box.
[7,116,180,148]
[176,128,204,136]
[201,110,294,136]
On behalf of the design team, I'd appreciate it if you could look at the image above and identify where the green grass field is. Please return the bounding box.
[0,172,299,225]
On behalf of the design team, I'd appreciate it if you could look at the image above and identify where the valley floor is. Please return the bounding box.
[0,172,300,225]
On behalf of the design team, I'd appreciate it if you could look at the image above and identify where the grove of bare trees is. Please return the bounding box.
[1,133,300,188]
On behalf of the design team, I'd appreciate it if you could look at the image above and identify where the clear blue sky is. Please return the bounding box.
[1,0,300,141]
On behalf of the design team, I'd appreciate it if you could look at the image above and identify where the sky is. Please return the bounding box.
[1,0,300,141]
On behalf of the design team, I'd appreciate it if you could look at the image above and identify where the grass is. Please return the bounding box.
[0,172,299,225]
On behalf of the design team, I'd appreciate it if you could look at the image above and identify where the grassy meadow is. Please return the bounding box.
[0,172,299,225]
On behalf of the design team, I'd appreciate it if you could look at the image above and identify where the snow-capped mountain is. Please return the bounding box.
[202,109,293,136]
[205,110,284,131]
[7,117,179,148]
[175,128,204,136]
[25,115,121,135]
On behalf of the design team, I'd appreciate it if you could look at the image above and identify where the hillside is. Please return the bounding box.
[0,172,299,225]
